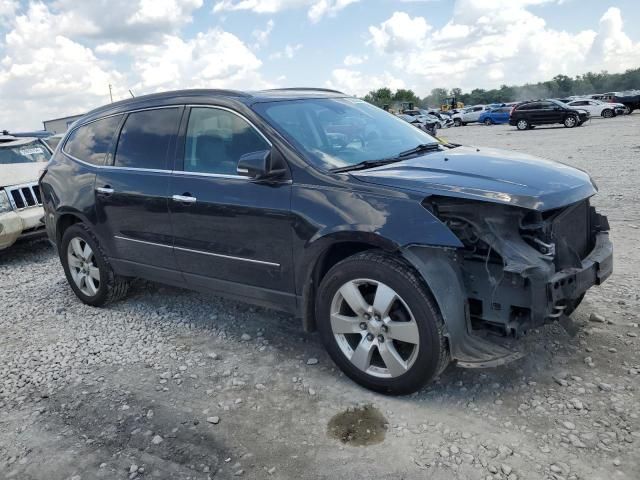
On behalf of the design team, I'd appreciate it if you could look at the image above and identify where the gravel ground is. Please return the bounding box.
[1,114,639,480]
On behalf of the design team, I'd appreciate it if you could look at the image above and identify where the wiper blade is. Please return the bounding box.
[331,158,403,173]
[395,143,441,158]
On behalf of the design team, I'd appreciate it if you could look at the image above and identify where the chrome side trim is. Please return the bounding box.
[114,235,280,267]
[114,235,172,249]
[172,170,250,180]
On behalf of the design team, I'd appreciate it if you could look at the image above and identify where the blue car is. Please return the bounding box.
[478,106,511,125]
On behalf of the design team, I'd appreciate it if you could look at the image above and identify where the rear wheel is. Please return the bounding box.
[60,224,130,306]
[316,251,449,395]
[601,109,614,118]
[516,119,529,130]
[564,115,577,128]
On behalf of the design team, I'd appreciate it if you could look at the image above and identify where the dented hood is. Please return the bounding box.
[351,146,597,211]
[0,162,44,188]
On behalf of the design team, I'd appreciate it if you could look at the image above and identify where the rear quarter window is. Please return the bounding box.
[113,108,180,170]
[64,115,123,165]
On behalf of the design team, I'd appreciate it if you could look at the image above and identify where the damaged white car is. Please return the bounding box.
[0,134,52,250]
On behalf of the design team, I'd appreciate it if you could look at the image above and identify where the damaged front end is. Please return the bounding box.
[404,196,613,368]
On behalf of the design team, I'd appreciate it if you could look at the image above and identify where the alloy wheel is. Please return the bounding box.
[517,120,528,130]
[330,279,420,379]
[565,116,577,127]
[67,237,100,296]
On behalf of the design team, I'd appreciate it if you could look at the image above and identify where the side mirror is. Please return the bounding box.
[237,150,271,179]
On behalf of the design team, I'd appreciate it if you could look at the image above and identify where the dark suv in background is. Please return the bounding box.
[40,89,612,394]
[509,99,590,130]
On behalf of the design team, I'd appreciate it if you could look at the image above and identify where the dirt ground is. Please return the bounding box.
[1,114,639,480]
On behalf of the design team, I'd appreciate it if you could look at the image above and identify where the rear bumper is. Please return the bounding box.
[0,207,45,250]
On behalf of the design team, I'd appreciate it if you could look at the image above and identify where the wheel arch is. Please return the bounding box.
[300,233,400,332]
[55,211,87,246]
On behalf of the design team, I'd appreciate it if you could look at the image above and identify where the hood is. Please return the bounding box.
[0,162,45,188]
[351,146,596,211]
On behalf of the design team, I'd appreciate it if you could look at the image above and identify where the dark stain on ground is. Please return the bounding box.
[327,405,387,446]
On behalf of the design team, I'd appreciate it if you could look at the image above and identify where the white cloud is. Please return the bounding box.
[95,42,128,55]
[366,3,640,92]
[0,3,124,130]
[132,30,269,92]
[0,2,269,130]
[343,54,367,66]
[0,0,19,26]
[213,0,359,22]
[252,19,274,48]
[269,43,303,59]
[368,11,431,53]
[326,68,405,96]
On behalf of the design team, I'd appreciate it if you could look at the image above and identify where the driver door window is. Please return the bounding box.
[184,107,269,176]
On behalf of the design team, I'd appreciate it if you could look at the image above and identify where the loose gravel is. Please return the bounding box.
[1,114,638,480]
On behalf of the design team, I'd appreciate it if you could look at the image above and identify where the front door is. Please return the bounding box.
[95,107,182,273]
[169,106,295,305]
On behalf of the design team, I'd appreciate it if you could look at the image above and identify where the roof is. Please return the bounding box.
[0,135,40,147]
[42,113,85,124]
[79,88,348,125]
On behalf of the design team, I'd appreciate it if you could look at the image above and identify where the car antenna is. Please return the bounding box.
[129,89,135,98]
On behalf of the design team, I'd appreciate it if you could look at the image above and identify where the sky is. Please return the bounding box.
[1,0,639,130]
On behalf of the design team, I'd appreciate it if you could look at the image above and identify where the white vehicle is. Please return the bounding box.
[564,99,622,118]
[452,105,489,126]
[0,135,51,250]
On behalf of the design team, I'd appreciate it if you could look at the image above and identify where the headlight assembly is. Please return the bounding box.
[0,189,13,213]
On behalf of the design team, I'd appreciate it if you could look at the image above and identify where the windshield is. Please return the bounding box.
[0,140,51,165]
[252,98,437,170]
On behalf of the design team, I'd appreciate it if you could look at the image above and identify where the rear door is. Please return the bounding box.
[536,101,559,124]
[94,107,182,275]
[169,106,295,302]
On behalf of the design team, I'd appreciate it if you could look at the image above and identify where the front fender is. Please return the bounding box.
[292,183,463,294]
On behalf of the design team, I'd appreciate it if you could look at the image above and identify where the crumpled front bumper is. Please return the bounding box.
[0,207,45,250]
[548,232,612,306]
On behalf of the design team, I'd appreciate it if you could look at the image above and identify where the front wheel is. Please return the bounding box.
[516,119,529,130]
[484,118,493,125]
[316,251,449,395]
[453,118,462,127]
[60,223,130,306]
[601,109,614,118]
[564,115,577,128]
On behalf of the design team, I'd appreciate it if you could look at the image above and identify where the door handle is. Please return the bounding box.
[96,186,114,195]
[172,194,197,204]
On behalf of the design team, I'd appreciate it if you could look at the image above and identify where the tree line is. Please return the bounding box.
[362,68,640,109]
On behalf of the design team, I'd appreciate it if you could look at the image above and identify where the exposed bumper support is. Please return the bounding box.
[403,231,613,368]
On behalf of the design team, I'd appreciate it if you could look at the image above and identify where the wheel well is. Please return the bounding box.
[56,214,82,245]
[302,241,391,332]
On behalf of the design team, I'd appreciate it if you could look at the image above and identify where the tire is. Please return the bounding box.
[516,119,529,130]
[60,223,130,307]
[601,109,614,118]
[484,118,493,126]
[563,115,577,128]
[316,251,449,395]
[453,118,462,127]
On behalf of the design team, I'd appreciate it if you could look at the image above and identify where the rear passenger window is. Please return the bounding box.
[64,115,123,165]
[114,108,180,170]
[184,107,269,176]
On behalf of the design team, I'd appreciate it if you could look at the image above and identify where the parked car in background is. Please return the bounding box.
[589,91,640,114]
[40,88,613,394]
[452,105,489,126]
[397,113,438,136]
[44,133,65,150]
[403,109,452,129]
[478,106,511,125]
[562,99,620,118]
[0,134,51,250]
[509,100,590,130]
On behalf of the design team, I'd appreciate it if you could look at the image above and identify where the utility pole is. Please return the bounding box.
[108,84,113,103]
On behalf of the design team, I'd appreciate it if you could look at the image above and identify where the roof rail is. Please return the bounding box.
[266,87,345,94]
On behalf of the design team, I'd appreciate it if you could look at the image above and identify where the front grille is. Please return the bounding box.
[7,183,42,210]
[552,200,590,267]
